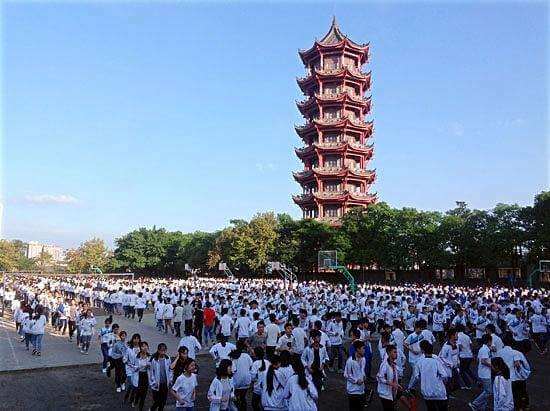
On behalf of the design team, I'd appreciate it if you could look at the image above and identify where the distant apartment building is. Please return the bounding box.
[26,241,66,262]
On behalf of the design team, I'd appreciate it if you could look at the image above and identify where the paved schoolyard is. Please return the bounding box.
[1,312,549,410]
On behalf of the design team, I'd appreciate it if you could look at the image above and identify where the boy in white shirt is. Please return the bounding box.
[469,333,492,411]
[344,340,367,409]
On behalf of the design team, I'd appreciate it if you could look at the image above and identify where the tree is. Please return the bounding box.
[208,213,278,274]
[66,238,110,273]
[113,227,172,274]
[34,249,53,273]
[0,240,20,271]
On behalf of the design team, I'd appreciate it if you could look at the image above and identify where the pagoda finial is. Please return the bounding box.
[320,16,345,44]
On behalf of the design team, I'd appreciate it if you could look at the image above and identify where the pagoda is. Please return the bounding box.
[292,18,376,223]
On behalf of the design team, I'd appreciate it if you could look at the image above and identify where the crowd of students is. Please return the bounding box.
[1,274,548,411]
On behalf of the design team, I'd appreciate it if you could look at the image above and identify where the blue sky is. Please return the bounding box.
[1,1,548,248]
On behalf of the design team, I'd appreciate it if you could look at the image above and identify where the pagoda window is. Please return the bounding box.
[324,133,339,143]
[323,55,340,70]
[346,108,360,119]
[324,155,340,168]
[325,181,341,192]
[347,182,361,193]
[325,205,340,217]
[303,183,317,194]
[346,155,362,169]
[324,108,340,120]
[323,83,341,95]
[344,55,357,68]
[345,84,359,96]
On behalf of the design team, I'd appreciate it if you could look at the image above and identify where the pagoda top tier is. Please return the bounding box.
[299,17,370,65]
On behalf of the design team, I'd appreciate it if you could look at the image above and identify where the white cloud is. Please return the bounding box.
[449,122,465,137]
[498,118,525,128]
[23,194,79,205]
[255,163,276,172]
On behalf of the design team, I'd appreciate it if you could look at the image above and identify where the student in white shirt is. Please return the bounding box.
[469,333,492,411]
[163,300,175,335]
[259,355,285,411]
[498,335,531,411]
[250,347,270,411]
[219,308,233,338]
[327,313,345,373]
[30,307,47,356]
[148,343,172,411]
[438,329,461,391]
[377,344,402,411]
[265,313,280,360]
[530,308,548,354]
[283,359,318,410]
[492,357,514,411]
[209,334,236,367]
[208,359,236,411]
[234,308,252,342]
[407,340,448,410]
[178,328,202,360]
[135,292,147,322]
[344,340,366,410]
[457,324,476,389]
[170,358,198,411]
[79,309,95,355]
[230,340,254,410]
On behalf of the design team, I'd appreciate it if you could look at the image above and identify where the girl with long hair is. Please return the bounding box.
[207,358,235,411]
[250,347,270,411]
[133,341,150,411]
[171,346,190,383]
[283,359,318,410]
[124,333,142,405]
[260,354,286,411]
[492,357,514,411]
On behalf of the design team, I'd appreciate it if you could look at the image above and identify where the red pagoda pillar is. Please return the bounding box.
[293,18,377,224]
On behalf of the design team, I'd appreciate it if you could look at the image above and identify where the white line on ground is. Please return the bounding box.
[4,329,20,366]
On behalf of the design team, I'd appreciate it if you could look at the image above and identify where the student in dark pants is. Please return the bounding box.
[149,343,171,411]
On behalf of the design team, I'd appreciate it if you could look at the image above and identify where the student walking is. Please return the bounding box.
[283,359,318,410]
[149,343,172,411]
[170,358,198,411]
[30,307,47,356]
[344,340,367,411]
[111,330,128,392]
[132,341,151,411]
[407,340,448,411]
[208,359,236,411]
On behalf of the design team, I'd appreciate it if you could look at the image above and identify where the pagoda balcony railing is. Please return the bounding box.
[313,165,344,174]
[297,91,370,107]
[315,191,346,199]
[318,216,342,224]
[295,142,344,154]
[348,141,373,151]
[348,116,369,127]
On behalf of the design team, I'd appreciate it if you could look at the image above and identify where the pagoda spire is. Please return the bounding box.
[320,16,345,44]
